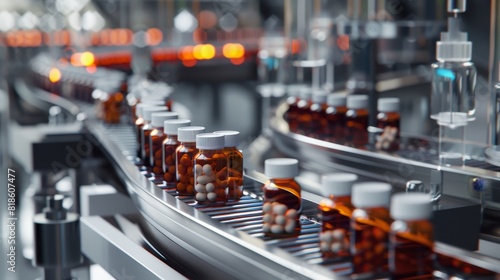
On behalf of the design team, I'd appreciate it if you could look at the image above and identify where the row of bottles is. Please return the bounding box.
[285,87,400,151]
[318,174,434,279]
[133,98,244,205]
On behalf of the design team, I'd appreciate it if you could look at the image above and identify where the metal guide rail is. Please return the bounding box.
[269,102,500,213]
[86,121,500,279]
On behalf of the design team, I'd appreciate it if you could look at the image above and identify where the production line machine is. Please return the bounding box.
[2,0,500,279]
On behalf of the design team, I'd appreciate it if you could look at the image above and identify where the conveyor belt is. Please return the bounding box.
[88,121,500,279]
[97,122,353,277]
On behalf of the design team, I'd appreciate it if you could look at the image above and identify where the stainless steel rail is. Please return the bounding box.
[269,102,500,212]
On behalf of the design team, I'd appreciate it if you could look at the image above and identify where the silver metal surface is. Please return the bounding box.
[81,216,187,280]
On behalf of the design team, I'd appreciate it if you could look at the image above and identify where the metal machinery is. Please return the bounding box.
[2,0,500,279]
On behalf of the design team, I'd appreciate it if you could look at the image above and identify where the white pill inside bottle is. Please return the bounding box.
[271,225,284,234]
[195,164,203,176]
[196,192,207,201]
[202,164,212,175]
[205,183,215,192]
[272,203,287,215]
[207,192,217,201]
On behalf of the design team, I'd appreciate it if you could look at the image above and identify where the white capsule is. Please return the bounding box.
[271,224,284,234]
[262,223,270,233]
[263,202,272,213]
[319,231,333,243]
[330,242,342,253]
[205,183,215,192]
[195,192,207,201]
[195,164,203,176]
[272,203,287,215]
[320,241,330,252]
[207,192,217,201]
[285,220,296,233]
[332,229,345,241]
[275,215,286,226]
[196,175,213,185]
[285,209,298,219]
[263,213,274,224]
[202,164,212,175]
[194,184,206,193]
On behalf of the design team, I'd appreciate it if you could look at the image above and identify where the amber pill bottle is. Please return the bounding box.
[376,98,401,151]
[148,112,178,172]
[135,101,164,158]
[318,173,357,259]
[193,133,229,205]
[325,93,347,143]
[285,84,306,133]
[307,89,328,139]
[389,193,434,279]
[295,87,312,135]
[141,107,168,166]
[161,119,191,186]
[350,182,393,278]
[345,95,369,148]
[213,130,244,200]
[176,126,205,196]
[262,158,302,238]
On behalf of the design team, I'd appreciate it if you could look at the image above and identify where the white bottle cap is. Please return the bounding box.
[164,119,191,135]
[436,17,472,62]
[213,130,240,147]
[347,95,368,109]
[143,106,168,122]
[311,89,328,104]
[151,112,179,127]
[141,99,166,105]
[378,98,399,112]
[390,193,432,221]
[178,126,206,142]
[264,158,299,179]
[299,87,312,100]
[321,173,358,197]
[352,182,392,208]
[327,93,347,107]
[288,84,307,97]
[136,103,161,117]
[196,133,225,149]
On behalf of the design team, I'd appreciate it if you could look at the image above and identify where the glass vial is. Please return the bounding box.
[389,193,434,279]
[141,107,168,166]
[213,130,244,200]
[376,98,400,151]
[262,158,301,237]
[194,133,229,205]
[149,112,178,176]
[307,89,328,139]
[325,93,347,143]
[318,173,358,259]
[285,84,306,133]
[430,17,477,165]
[351,182,393,278]
[346,95,369,148]
[176,126,205,196]
[162,119,191,186]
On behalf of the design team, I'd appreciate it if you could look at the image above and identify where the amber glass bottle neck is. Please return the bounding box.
[328,195,351,203]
